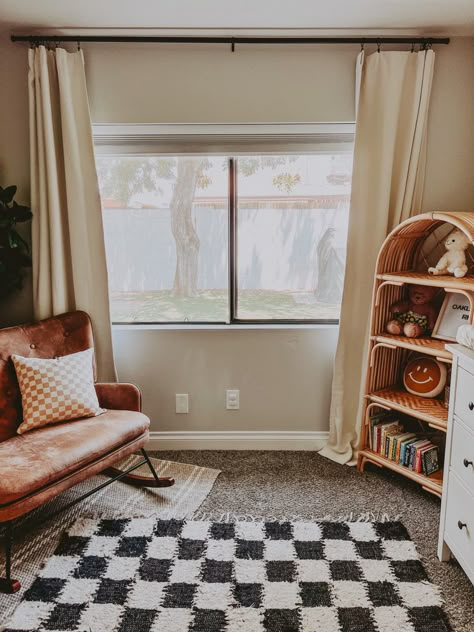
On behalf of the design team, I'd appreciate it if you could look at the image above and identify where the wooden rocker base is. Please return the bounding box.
[103,467,175,488]
[0,578,21,594]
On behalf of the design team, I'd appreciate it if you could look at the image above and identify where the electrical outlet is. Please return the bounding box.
[175,393,189,414]
[226,389,240,410]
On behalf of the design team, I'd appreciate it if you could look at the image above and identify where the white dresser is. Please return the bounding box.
[438,344,474,584]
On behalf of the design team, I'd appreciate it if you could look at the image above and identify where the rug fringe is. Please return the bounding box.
[191,511,402,523]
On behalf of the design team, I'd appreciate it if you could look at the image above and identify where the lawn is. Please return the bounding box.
[111,290,340,322]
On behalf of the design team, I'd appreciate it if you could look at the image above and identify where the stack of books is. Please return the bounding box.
[369,412,440,476]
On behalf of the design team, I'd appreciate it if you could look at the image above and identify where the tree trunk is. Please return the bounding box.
[315,227,344,303]
[170,159,202,297]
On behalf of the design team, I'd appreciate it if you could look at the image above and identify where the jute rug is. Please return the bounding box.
[2,517,451,632]
[0,455,220,628]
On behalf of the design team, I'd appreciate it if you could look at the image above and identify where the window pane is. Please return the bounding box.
[236,154,352,320]
[98,156,229,322]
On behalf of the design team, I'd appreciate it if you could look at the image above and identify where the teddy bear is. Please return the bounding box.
[428,229,470,278]
[386,284,439,338]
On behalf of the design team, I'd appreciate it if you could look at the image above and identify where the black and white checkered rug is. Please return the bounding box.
[4,518,451,632]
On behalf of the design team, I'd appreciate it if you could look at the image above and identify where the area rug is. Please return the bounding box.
[0,456,220,628]
[2,518,451,632]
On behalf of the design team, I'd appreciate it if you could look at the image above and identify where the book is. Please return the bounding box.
[394,433,416,463]
[422,445,440,476]
[370,413,398,452]
[416,442,434,473]
[409,440,431,470]
[385,428,404,459]
[399,436,417,465]
[380,422,402,456]
[390,431,406,461]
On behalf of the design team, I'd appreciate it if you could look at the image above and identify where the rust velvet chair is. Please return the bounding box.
[0,311,172,594]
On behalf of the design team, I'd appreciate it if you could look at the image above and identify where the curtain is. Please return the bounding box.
[320,49,435,465]
[28,46,116,381]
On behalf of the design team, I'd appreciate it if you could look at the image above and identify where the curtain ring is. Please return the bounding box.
[77,41,81,51]
[360,40,365,52]
[411,42,415,53]
[376,40,381,53]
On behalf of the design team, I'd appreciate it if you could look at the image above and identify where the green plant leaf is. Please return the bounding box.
[8,228,29,252]
[9,201,33,222]
[0,183,33,299]
[0,185,17,204]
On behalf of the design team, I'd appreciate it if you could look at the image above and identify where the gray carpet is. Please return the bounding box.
[150,450,474,632]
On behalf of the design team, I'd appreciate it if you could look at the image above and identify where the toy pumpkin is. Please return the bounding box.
[403,356,447,398]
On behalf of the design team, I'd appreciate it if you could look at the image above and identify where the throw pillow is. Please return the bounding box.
[12,348,104,434]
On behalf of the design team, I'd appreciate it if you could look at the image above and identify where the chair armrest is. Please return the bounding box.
[95,383,142,412]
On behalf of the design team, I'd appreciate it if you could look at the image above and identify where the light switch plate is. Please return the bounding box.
[176,393,189,414]
[226,389,240,410]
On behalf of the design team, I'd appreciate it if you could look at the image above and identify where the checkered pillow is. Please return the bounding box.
[12,348,104,434]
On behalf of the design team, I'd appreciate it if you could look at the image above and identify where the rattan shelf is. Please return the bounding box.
[358,211,474,496]
[359,449,443,497]
[369,387,448,430]
[372,334,452,361]
[377,271,474,291]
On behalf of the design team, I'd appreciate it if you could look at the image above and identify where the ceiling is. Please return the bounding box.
[1,0,473,35]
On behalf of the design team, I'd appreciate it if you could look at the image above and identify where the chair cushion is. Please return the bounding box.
[0,410,149,507]
[12,348,104,434]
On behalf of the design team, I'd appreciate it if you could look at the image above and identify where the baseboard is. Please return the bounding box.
[146,430,329,451]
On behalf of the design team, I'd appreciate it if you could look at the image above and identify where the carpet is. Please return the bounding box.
[3,517,451,632]
[0,455,220,628]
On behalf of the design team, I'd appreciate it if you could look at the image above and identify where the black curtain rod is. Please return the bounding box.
[11,35,450,46]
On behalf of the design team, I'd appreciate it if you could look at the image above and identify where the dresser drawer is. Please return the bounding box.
[453,366,474,430]
[444,474,474,575]
[451,417,474,493]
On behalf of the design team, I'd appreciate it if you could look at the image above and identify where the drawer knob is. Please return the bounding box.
[469,402,474,411]
[464,458,473,468]
[458,521,467,530]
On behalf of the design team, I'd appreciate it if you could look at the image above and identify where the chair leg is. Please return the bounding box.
[0,522,21,594]
[140,448,175,488]
[103,449,175,488]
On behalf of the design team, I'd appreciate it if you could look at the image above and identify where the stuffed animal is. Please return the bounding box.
[386,285,439,338]
[428,229,470,278]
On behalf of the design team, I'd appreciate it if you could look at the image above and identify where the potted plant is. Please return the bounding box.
[0,185,32,298]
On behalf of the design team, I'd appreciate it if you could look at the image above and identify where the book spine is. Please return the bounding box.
[409,445,417,470]
[415,448,422,473]
[392,437,398,461]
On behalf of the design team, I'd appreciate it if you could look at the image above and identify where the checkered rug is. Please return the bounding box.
[3,518,451,632]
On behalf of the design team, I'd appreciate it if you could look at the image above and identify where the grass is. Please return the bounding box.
[111,290,340,322]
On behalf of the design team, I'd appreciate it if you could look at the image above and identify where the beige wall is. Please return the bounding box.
[0,33,473,435]
[113,327,338,433]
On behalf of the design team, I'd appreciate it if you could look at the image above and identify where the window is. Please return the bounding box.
[95,124,354,324]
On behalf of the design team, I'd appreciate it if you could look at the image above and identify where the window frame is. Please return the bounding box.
[94,123,355,327]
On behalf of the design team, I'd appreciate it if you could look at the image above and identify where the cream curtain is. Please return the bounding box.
[320,49,435,464]
[29,46,116,381]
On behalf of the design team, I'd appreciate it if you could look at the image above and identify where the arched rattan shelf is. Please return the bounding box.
[358,211,474,498]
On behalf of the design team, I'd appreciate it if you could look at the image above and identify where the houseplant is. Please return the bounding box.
[0,185,32,298]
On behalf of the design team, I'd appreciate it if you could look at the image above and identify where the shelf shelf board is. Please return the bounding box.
[377,271,474,291]
[368,386,448,430]
[359,449,443,496]
[372,334,452,361]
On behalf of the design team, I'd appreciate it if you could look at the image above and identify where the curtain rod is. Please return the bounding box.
[11,35,450,47]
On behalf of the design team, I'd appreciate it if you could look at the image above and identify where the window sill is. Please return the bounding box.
[112,323,339,331]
